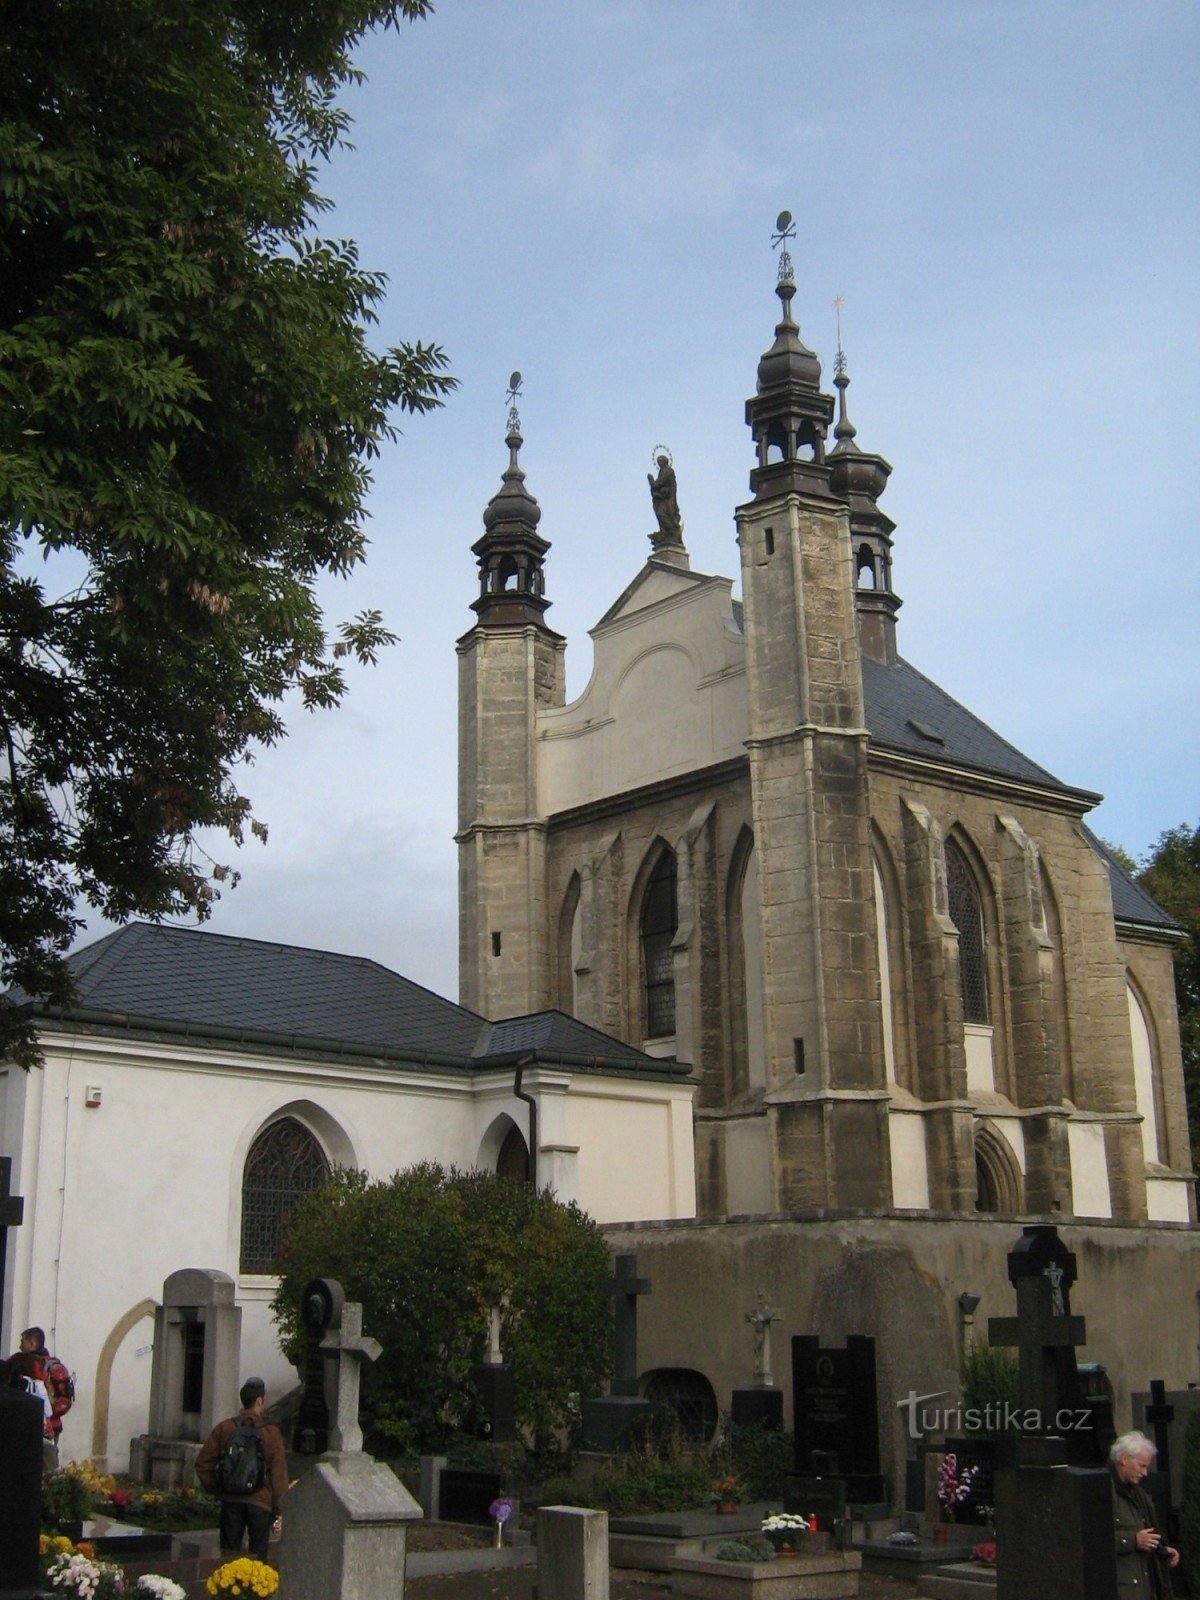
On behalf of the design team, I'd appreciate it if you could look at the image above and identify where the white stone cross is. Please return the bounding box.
[320,1301,382,1455]
[745,1290,781,1388]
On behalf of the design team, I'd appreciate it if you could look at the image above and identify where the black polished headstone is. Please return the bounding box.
[469,1363,516,1442]
[730,1387,784,1431]
[785,1473,846,1538]
[295,1276,344,1455]
[439,1468,502,1526]
[791,1334,884,1504]
[995,1463,1116,1600]
[0,1157,38,1600]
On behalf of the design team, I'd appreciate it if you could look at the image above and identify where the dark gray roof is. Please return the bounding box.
[1084,831,1180,931]
[861,655,1081,794]
[42,923,483,1057]
[729,598,1079,797]
[17,923,681,1073]
[477,1011,663,1065]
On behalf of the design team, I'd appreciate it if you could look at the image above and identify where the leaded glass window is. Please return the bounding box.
[240,1118,330,1274]
[945,840,989,1025]
[642,851,678,1039]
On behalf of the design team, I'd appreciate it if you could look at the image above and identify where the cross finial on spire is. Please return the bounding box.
[505,370,523,436]
[771,209,796,285]
[833,295,847,378]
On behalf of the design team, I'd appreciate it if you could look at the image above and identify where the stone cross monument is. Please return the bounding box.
[281,1279,421,1600]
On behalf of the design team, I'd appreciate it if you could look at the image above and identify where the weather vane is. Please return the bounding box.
[833,295,846,378]
[505,370,523,434]
[771,209,796,283]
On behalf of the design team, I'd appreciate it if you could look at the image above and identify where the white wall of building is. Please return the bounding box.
[1,1027,694,1472]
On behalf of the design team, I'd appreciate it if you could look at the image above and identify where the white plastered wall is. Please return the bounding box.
[1068,1120,1114,1219]
[538,566,749,813]
[5,1033,695,1472]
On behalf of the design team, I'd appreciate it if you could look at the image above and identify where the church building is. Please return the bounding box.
[458,250,1197,1475]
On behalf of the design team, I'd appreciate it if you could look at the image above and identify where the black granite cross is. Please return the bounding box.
[1146,1379,1175,1478]
[0,1155,40,1598]
[989,1229,1086,1432]
[0,1157,24,1314]
[607,1254,651,1398]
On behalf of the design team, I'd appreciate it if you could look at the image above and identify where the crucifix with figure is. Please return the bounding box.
[988,1226,1086,1438]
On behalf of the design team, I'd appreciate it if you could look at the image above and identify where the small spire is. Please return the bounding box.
[831,296,857,449]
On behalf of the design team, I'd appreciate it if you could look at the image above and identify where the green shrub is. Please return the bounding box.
[274,1164,612,1452]
[716,1541,757,1563]
[727,1420,795,1500]
[1179,1407,1200,1585]
[960,1340,1020,1435]
[587,1431,712,1515]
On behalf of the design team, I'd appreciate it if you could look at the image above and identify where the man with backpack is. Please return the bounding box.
[195,1377,288,1562]
[4,1326,74,1469]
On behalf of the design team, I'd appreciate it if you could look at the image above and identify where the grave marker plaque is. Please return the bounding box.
[791,1335,883,1504]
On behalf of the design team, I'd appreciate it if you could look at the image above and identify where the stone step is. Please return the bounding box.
[917,1561,998,1600]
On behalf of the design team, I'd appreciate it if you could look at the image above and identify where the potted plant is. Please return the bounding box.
[760,1512,810,1554]
[41,1468,94,1540]
[712,1471,744,1513]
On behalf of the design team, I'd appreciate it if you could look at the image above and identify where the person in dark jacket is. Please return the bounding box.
[1112,1431,1179,1598]
[195,1377,288,1563]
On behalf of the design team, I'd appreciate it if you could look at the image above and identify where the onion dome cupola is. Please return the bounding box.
[828,334,901,665]
[745,222,836,500]
[471,375,551,625]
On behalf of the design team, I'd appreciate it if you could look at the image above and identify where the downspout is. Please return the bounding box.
[512,1050,538,1187]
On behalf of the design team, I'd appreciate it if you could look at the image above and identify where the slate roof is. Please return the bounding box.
[15,923,684,1074]
[859,655,1083,795]
[476,1011,656,1064]
[1084,830,1180,932]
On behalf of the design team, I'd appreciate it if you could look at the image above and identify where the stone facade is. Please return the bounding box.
[456,265,1197,1461]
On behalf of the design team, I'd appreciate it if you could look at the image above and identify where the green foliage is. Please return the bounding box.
[0,0,454,1063]
[272,1164,612,1453]
[1179,1406,1200,1587]
[720,1536,774,1561]
[960,1340,1020,1435]
[1135,823,1200,1174]
[727,1420,796,1501]
[41,1468,93,1524]
[585,1430,713,1515]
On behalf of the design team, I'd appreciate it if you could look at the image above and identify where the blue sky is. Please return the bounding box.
[88,0,1199,997]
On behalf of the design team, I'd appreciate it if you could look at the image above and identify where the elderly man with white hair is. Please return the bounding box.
[1111,1431,1179,1596]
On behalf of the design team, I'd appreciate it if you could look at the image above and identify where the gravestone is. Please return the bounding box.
[295,1275,343,1455]
[538,1506,609,1600]
[791,1334,884,1504]
[581,1255,652,1450]
[730,1291,784,1432]
[281,1280,421,1600]
[469,1300,516,1442]
[988,1225,1117,1600]
[130,1267,241,1487]
[1133,1382,1200,1515]
[0,1155,42,1600]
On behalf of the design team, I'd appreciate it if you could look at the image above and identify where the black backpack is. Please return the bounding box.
[214,1419,266,1496]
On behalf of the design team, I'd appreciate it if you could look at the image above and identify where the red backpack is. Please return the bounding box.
[34,1352,74,1436]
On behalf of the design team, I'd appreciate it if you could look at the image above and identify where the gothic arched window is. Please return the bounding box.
[240,1117,330,1274]
[641,851,678,1039]
[945,839,989,1025]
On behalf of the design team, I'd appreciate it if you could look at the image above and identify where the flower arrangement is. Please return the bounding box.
[137,1578,187,1600]
[971,1540,998,1567]
[205,1558,279,1598]
[489,1495,513,1549]
[104,1485,218,1531]
[64,1462,118,1501]
[42,1466,95,1525]
[760,1512,811,1549]
[45,1549,126,1600]
[938,1453,979,1518]
[711,1471,743,1505]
